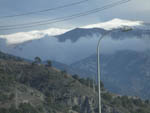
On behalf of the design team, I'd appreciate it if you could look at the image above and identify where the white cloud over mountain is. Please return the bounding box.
[82,18,143,30]
[0,28,69,45]
[0,18,144,45]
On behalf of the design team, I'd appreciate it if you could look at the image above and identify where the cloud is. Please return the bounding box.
[0,28,69,45]
[0,0,149,36]
[82,18,143,30]
[0,18,147,47]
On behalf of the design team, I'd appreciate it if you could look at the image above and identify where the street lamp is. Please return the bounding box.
[97,27,132,113]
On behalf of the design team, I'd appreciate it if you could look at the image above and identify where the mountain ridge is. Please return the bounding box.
[69,50,150,99]
[0,18,146,45]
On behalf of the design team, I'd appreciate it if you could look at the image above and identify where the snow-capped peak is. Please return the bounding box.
[82,18,143,30]
[0,18,145,45]
[0,28,70,45]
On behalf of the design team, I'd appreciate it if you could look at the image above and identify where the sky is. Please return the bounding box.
[0,0,150,34]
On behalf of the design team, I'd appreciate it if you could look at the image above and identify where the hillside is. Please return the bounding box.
[1,51,150,113]
[0,51,23,61]
[70,50,150,99]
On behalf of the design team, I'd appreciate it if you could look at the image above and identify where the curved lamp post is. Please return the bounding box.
[97,27,132,113]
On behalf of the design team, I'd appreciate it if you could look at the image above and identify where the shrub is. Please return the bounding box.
[72,105,80,112]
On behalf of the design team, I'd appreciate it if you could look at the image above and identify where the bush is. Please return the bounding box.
[133,99,143,106]
[72,105,80,112]
[19,103,39,113]
[0,93,9,103]
[102,93,112,101]
[46,60,52,67]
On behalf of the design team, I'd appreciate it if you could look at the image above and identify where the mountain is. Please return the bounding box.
[55,28,106,42]
[0,19,150,64]
[81,18,143,30]
[69,50,150,99]
[1,18,150,99]
[0,50,24,61]
[0,28,69,45]
[1,50,150,113]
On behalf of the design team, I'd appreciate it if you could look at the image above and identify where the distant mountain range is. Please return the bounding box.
[0,18,150,98]
[0,18,150,64]
[69,50,150,99]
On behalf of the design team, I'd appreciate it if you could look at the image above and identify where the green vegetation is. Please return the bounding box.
[72,105,80,112]
[109,96,150,113]
[1,51,150,113]
[0,103,42,113]
[0,51,23,61]
[46,60,52,67]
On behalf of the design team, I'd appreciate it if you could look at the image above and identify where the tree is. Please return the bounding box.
[72,105,80,112]
[145,99,149,104]
[32,57,41,65]
[46,60,52,67]
[102,93,112,101]
[61,70,67,75]
[72,74,79,80]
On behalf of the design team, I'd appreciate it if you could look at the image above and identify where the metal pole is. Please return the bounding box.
[96,28,132,113]
[97,32,110,113]
[97,39,101,113]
